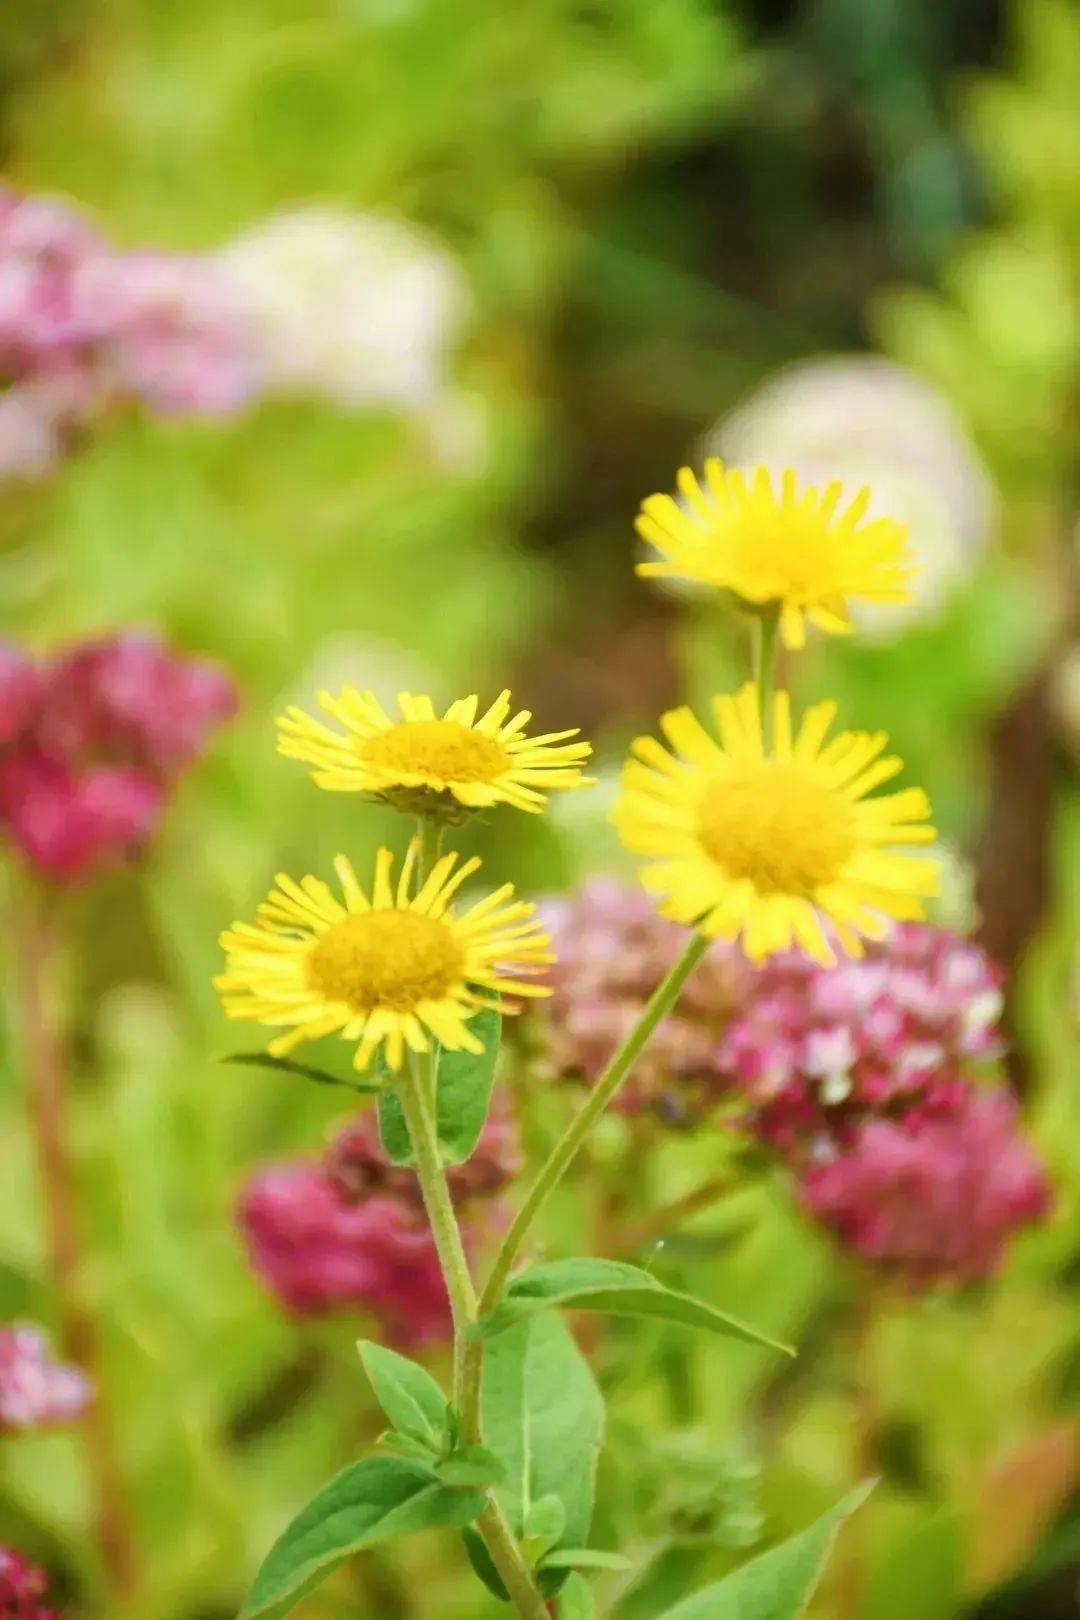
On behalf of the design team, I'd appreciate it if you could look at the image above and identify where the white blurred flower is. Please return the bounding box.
[220,205,470,425]
[709,357,997,636]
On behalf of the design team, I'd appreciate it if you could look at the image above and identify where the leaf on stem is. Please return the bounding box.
[239,1456,485,1620]
[222,1050,381,1094]
[378,1008,502,1165]
[357,1340,448,1452]
[471,1257,793,1356]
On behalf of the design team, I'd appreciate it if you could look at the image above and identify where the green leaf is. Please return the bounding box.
[559,1572,597,1619]
[377,1083,414,1166]
[357,1341,448,1451]
[524,1493,567,1561]
[543,1548,634,1573]
[472,1258,793,1356]
[483,1310,604,1580]
[435,1445,507,1489]
[239,1457,485,1620]
[656,1483,875,1620]
[222,1050,380,1094]
[377,1010,502,1166]
[462,1525,511,1603]
[435,1008,502,1163]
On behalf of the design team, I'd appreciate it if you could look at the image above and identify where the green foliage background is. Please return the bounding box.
[0,1,1077,1616]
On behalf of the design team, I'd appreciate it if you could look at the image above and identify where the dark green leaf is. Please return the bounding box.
[222,1050,380,1094]
[656,1483,875,1620]
[239,1457,485,1620]
[377,1010,502,1166]
[357,1341,447,1451]
[435,1008,502,1163]
[462,1525,511,1603]
[543,1548,634,1573]
[435,1445,507,1489]
[483,1311,604,1590]
[377,1083,414,1165]
[472,1258,792,1356]
[559,1571,597,1619]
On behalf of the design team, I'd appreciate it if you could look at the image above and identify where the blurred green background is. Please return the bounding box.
[0,0,1078,1616]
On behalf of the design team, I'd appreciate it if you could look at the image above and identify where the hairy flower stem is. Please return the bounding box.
[459,931,710,1440]
[752,607,781,743]
[398,1053,548,1618]
[17,889,136,1597]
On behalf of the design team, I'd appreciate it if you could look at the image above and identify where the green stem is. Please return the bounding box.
[752,607,781,745]
[398,1054,547,1618]
[459,931,709,1437]
[416,816,444,879]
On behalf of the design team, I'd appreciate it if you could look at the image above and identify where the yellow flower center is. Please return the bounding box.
[361,719,508,783]
[726,515,833,600]
[697,763,854,895]
[307,911,465,1012]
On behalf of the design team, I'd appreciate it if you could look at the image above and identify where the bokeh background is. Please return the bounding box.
[0,0,1078,1616]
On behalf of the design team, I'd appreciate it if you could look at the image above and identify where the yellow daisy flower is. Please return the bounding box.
[216,844,552,1074]
[636,461,914,650]
[277,688,593,819]
[613,683,938,965]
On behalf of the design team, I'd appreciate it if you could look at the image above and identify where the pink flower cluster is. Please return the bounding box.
[537,880,752,1123]
[716,923,1006,1152]
[715,924,1050,1285]
[239,1103,520,1348]
[0,1323,89,1432]
[0,186,259,476]
[0,1549,60,1619]
[0,631,236,882]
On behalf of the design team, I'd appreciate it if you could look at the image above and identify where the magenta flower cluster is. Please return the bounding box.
[239,1103,520,1348]
[537,880,752,1123]
[0,1323,89,1433]
[0,185,258,477]
[0,631,236,882]
[0,1549,61,1619]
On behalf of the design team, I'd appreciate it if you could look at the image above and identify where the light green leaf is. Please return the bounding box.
[472,1258,792,1356]
[656,1483,875,1620]
[357,1341,448,1451]
[435,1008,502,1163]
[559,1571,597,1619]
[543,1548,634,1573]
[524,1493,568,1561]
[483,1311,604,1581]
[239,1457,485,1620]
[377,1010,502,1166]
[435,1444,508,1489]
[222,1050,380,1094]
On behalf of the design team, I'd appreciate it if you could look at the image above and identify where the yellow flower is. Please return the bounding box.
[277,689,592,819]
[614,683,938,965]
[216,844,552,1074]
[636,461,913,650]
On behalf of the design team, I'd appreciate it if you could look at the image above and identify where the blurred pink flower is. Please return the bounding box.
[800,1089,1050,1286]
[239,1103,518,1348]
[0,1547,61,1618]
[0,632,236,883]
[0,1323,90,1432]
[536,879,752,1123]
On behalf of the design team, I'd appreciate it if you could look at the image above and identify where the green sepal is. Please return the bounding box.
[377,1009,502,1166]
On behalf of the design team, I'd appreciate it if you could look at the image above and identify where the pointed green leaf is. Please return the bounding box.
[543,1548,634,1573]
[239,1457,485,1620]
[357,1341,448,1451]
[435,1008,502,1163]
[483,1310,604,1587]
[377,1011,502,1166]
[524,1493,568,1561]
[559,1572,597,1619]
[656,1483,875,1620]
[462,1525,512,1602]
[472,1258,792,1356]
[435,1445,507,1489]
[223,1051,380,1094]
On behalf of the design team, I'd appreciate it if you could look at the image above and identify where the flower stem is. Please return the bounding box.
[752,607,781,744]
[397,1053,548,1618]
[460,929,709,1433]
[16,888,136,1597]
